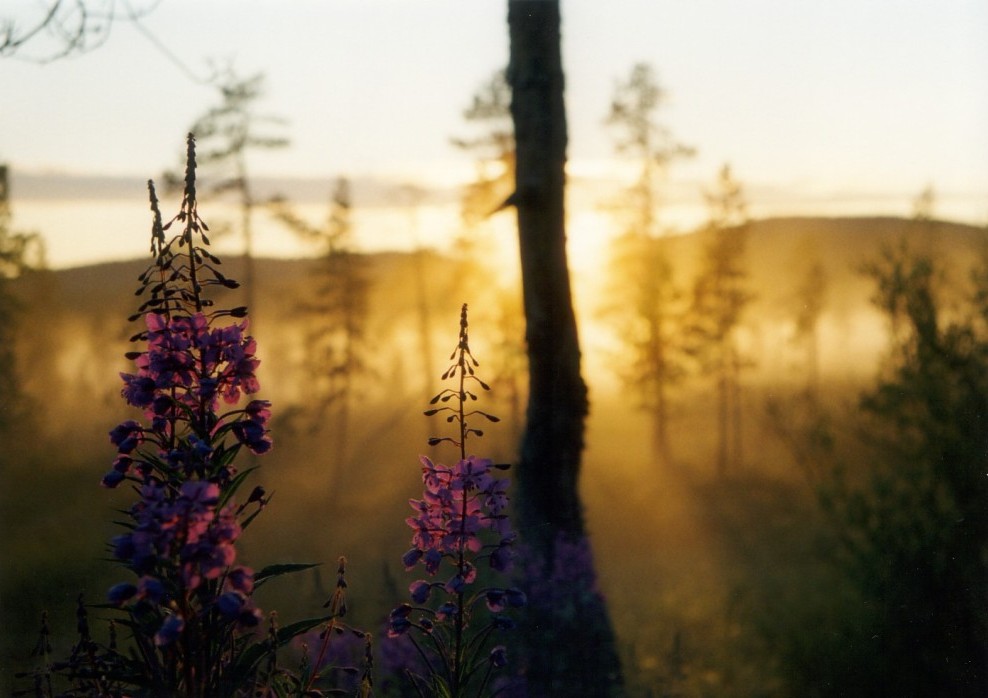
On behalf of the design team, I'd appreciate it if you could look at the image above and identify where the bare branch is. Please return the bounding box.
[1,0,161,63]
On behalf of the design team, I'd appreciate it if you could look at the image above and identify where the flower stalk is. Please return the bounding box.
[388,304,523,697]
[23,135,339,697]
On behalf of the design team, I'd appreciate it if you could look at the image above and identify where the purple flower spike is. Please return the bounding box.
[108,582,138,606]
[485,589,507,612]
[489,645,508,669]
[109,420,143,453]
[101,470,126,489]
[95,142,280,687]
[387,306,523,693]
[216,591,246,619]
[409,580,432,604]
[154,614,185,647]
[401,548,423,570]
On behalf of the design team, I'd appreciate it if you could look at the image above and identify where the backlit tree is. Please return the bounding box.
[0,164,45,435]
[686,164,753,474]
[269,177,368,477]
[600,62,694,464]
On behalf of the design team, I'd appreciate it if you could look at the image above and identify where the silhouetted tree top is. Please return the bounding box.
[187,69,290,178]
[607,63,694,165]
[912,183,936,221]
[0,165,46,277]
[703,164,748,230]
[605,62,694,238]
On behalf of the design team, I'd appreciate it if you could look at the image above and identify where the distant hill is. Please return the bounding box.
[652,215,986,318]
[35,214,985,311]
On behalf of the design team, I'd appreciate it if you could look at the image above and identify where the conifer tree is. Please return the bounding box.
[600,62,693,464]
[687,164,753,474]
[269,178,368,476]
[0,165,44,435]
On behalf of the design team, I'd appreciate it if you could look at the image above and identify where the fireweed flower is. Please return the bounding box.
[154,614,185,647]
[384,304,524,698]
[30,136,372,697]
[108,312,269,484]
[92,136,276,689]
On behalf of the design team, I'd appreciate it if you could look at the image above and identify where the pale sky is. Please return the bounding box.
[2,0,987,268]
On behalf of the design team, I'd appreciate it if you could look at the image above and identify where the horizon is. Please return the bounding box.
[3,1,987,269]
[6,166,987,272]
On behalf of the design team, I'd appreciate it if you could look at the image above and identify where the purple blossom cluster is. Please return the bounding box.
[103,311,270,488]
[402,455,514,579]
[100,307,270,647]
[107,480,260,644]
[385,306,525,696]
[390,456,522,639]
[385,453,524,696]
[122,312,260,417]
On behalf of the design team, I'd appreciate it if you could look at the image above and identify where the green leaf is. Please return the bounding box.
[217,466,258,509]
[212,441,241,468]
[229,614,334,681]
[240,505,265,531]
[431,676,453,698]
[254,562,321,588]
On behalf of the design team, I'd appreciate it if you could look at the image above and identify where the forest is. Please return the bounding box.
[2,2,987,697]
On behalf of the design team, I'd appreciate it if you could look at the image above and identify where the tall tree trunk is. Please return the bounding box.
[650,309,672,466]
[507,2,623,693]
[717,367,729,475]
[730,344,743,471]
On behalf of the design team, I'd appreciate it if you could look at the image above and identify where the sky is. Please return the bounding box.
[2,0,987,269]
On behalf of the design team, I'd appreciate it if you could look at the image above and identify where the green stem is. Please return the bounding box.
[304,619,337,692]
[452,338,470,695]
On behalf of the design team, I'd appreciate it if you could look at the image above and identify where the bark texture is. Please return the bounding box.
[507,2,623,693]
